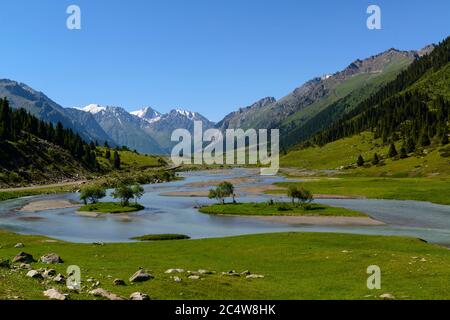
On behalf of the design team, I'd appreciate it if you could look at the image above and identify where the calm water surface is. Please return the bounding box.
[0,168,449,245]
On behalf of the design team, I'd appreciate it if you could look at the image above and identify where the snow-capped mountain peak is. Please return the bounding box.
[131,107,161,123]
[172,108,197,120]
[81,104,107,114]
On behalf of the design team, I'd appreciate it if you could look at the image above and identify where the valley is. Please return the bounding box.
[0,35,449,301]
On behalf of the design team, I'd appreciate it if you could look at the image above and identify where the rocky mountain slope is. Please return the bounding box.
[0,79,113,145]
[218,46,435,149]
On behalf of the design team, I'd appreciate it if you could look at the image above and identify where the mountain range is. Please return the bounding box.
[0,43,437,154]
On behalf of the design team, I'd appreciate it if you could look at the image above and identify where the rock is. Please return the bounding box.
[14,243,25,248]
[379,293,395,300]
[130,292,150,301]
[40,253,63,264]
[173,276,182,282]
[53,274,66,284]
[222,270,240,277]
[26,270,44,280]
[19,263,31,270]
[246,274,264,279]
[198,269,214,275]
[165,268,185,274]
[241,270,251,276]
[420,258,427,262]
[43,269,57,278]
[43,289,67,301]
[113,279,126,286]
[0,259,11,269]
[12,252,35,264]
[129,269,153,283]
[93,242,105,246]
[188,275,200,280]
[89,288,125,300]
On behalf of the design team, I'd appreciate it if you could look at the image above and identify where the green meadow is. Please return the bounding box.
[199,202,367,217]
[1,230,449,300]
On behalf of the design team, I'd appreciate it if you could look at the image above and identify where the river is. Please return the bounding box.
[0,168,449,246]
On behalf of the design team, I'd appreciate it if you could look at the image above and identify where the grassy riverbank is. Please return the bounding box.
[199,202,367,217]
[0,230,449,300]
[78,202,144,214]
[271,177,450,205]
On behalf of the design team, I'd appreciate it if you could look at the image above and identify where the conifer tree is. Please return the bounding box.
[388,143,398,158]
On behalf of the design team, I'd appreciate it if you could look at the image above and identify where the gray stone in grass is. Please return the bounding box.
[130,292,150,300]
[113,279,126,286]
[129,269,154,283]
[89,288,125,300]
[53,273,66,284]
[12,252,35,264]
[43,288,67,301]
[40,253,63,264]
[26,270,44,280]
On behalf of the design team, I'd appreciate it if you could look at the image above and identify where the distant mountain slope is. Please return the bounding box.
[283,36,450,174]
[0,79,113,145]
[79,104,164,154]
[218,46,434,149]
[133,108,215,152]
[310,36,449,148]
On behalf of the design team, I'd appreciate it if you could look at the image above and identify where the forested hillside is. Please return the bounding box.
[0,98,98,186]
[308,36,449,150]
[283,36,449,175]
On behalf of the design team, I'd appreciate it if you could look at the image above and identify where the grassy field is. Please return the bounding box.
[0,230,449,300]
[281,132,450,177]
[199,203,367,217]
[78,202,144,214]
[0,184,81,202]
[272,177,450,205]
[96,147,164,171]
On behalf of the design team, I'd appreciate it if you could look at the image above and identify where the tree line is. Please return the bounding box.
[0,98,99,169]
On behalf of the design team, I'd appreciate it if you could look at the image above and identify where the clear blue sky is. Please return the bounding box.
[0,0,448,121]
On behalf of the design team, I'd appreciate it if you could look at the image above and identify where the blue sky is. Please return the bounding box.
[0,0,448,121]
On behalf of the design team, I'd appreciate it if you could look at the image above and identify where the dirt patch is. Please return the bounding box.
[19,200,80,212]
[160,190,210,197]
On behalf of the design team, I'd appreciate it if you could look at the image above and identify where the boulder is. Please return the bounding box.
[40,253,63,264]
[129,269,153,283]
[14,243,25,248]
[113,279,126,286]
[89,288,125,300]
[43,289,67,301]
[222,270,240,277]
[130,292,150,301]
[379,293,395,300]
[241,270,251,276]
[173,276,182,282]
[12,252,35,264]
[165,268,185,274]
[198,269,214,275]
[0,259,10,269]
[43,269,57,278]
[246,274,264,279]
[53,274,66,284]
[26,270,44,280]
[188,275,200,280]
[19,263,31,270]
